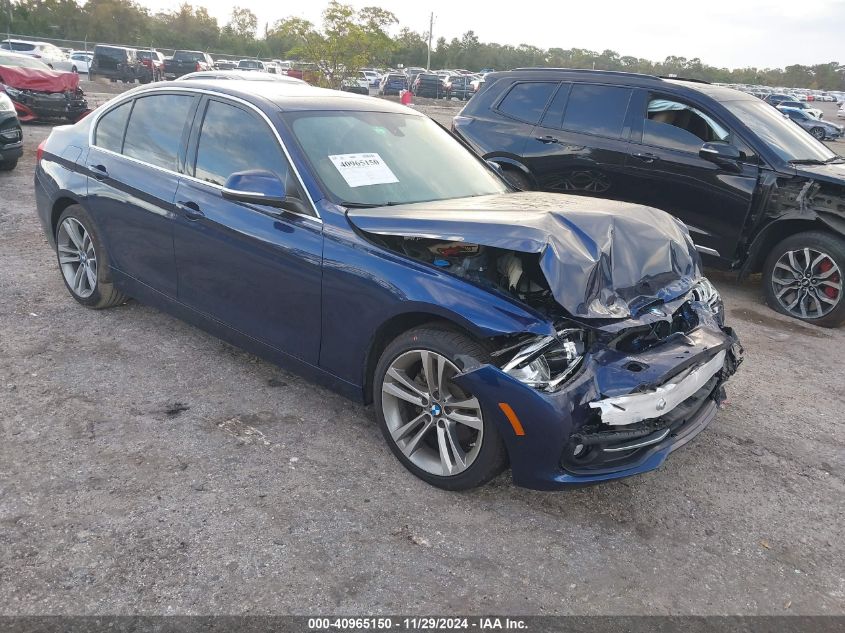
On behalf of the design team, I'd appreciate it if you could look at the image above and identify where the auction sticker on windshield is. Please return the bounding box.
[329,153,399,188]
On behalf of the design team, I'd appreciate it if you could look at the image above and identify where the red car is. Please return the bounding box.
[0,50,88,122]
[136,49,164,82]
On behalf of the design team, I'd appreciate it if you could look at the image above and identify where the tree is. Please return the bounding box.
[273,1,396,87]
[227,6,257,40]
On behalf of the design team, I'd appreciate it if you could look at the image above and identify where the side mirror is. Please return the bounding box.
[221,170,287,207]
[699,142,742,171]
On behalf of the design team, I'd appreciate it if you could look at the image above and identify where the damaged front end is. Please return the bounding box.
[0,66,89,122]
[452,294,743,489]
[348,192,743,488]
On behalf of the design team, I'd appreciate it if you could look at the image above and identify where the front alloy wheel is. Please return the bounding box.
[764,231,845,327]
[770,248,840,319]
[810,126,826,140]
[57,217,97,298]
[374,327,508,490]
[382,349,484,477]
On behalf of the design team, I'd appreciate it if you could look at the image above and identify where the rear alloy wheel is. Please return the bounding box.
[810,126,826,140]
[763,231,845,327]
[374,327,507,490]
[55,205,127,309]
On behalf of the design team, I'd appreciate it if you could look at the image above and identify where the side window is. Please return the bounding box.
[562,84,632,138]
[194,100,300,198]
[94,101,132,153]
[643,97,730,153]
[123,94,194,170]
[496,82,557,125]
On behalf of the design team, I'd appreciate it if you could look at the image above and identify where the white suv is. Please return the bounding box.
[1,39,69,69]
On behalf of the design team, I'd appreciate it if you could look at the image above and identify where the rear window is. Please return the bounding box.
[2,42,36,52]
[174,51,204,62]
[122,94,195,170]
[496,82,557,125]
[561,84,632,138]
[96,47,128,60]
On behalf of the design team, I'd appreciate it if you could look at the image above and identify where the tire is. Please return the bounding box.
[501,167,532,191]
[373,326,508,490]
[55,205,127,310]
[810,126,825,140]
[762,231,845,327]
[0,158,17,171]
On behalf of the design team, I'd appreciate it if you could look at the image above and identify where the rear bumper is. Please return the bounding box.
[453,321,743,490]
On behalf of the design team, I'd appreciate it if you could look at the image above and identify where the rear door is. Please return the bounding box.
[86,92,198,296]
[522,82,635,196]
[623,90,759,265]
[469,80,558,165]
[172,97,323,363]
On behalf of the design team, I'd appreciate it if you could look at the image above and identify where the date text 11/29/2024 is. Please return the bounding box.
[308,617,528,630]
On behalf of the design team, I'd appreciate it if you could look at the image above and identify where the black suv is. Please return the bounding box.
[89,45,150,84]
[453,68,845,326]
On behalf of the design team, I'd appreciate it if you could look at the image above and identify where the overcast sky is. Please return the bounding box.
[144,0,845,69]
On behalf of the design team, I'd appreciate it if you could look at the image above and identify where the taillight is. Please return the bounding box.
[36,140,46,163]
[195,62,201,71]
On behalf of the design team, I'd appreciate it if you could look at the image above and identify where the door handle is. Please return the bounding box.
[177,200,205,220]
[536,135,560,144]
[632,152,660,164]
[89,164,108,180]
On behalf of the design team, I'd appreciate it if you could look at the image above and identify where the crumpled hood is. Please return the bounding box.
[0,65,80,93]
[793,161,845,186]
[347,191,702,319]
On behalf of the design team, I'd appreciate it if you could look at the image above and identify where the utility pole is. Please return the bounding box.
[426,12,433,70]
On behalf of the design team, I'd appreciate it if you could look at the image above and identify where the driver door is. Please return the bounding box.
[172,96,323,363]
[623,90,759,267]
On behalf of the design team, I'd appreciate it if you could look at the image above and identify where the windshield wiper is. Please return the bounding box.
[339,201,403,208]
[788,158,827,165]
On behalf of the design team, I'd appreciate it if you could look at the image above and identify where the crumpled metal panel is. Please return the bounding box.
[346,191,702,319]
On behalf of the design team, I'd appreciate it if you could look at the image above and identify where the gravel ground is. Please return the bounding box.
[0,89,843,616]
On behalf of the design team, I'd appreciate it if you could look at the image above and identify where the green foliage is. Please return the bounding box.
[3,0,843,90]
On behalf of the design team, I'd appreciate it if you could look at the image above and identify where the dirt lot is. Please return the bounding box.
[0,86,843,616]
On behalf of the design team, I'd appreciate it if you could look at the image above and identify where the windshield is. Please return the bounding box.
[723,99,836,163]
[285,111,508,207]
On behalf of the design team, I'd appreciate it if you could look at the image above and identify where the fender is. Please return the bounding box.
[738,212,825,278]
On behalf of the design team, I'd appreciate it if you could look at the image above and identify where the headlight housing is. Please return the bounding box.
[498,328,586,391]
[0,91,14,113]
[689,277,724,323]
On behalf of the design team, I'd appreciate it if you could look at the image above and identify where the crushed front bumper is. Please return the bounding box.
[453,324,742,490]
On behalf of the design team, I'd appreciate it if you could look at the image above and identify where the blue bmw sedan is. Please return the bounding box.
[34,80,742,490]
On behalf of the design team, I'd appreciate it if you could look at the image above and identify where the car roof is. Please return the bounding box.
[162,80,421,114]
[181,70,304,83]
[488,68,758,102]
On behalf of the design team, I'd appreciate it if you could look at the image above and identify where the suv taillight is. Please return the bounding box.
[195,61,201,71]
[36,140,46,164]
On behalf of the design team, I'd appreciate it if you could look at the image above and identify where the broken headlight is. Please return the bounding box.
[499,328,585,391]
[690,277,724,322]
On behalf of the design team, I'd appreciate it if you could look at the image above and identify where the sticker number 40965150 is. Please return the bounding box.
[328,153,399,188]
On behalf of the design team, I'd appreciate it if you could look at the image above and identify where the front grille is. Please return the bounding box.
[561,375,719,474]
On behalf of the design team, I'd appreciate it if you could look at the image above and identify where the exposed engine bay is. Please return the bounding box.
[396,237,554,312]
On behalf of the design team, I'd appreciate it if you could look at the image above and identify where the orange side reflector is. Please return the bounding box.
[498,402,525,436]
